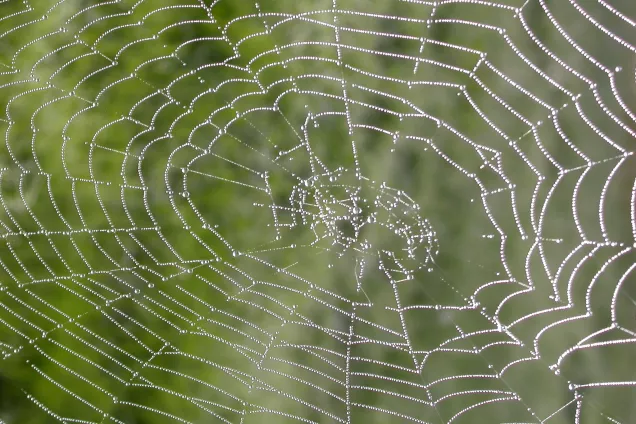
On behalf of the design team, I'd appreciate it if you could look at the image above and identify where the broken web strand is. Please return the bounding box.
[0,0,632,422]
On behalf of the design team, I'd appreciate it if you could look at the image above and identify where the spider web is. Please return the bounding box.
[0,0,635,423]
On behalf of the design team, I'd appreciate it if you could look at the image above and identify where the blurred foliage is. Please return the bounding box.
[0,0,635,423]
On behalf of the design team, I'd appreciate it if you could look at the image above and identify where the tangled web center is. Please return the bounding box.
[288,167,439,274]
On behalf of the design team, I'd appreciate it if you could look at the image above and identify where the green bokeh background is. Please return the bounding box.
[0,0,635,423]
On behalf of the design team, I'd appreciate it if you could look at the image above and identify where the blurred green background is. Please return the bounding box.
[0,0,635,423]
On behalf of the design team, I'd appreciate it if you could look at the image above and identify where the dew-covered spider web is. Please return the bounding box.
[0,0,635,423]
